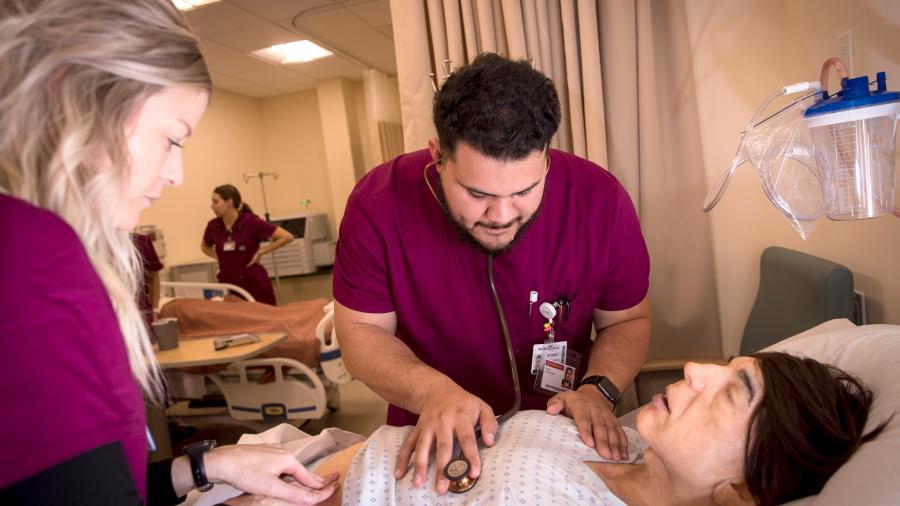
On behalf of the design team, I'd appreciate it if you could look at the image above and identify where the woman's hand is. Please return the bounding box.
[206,444,339,505]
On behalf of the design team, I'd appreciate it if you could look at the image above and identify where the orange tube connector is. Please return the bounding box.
[819,57,850,97]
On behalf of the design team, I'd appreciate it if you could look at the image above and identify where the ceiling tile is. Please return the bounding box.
[199,39,276,74]
[231,67,318,89]
[185,2,267,37]
[375,23,393,40]
[210,72,281,98]
[288,56,363,80]
[363,43,397,74]
[293,6,391,45]
[187,0,397,96]
[227,0,334,22]
[207,22,300,52]
[270,83,319,94]
[292,7,392,69]
[345,0,392,31]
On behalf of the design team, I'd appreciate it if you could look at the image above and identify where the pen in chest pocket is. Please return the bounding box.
[528,290,538,315]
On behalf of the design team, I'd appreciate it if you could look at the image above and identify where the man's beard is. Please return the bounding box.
[433,179,542,256]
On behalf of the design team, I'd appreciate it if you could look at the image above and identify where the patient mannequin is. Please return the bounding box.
[301,352,882,506]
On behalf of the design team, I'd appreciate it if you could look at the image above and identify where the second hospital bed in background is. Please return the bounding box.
[158,281,350,429]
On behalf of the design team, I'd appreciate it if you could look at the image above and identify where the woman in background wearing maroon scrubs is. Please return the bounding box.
[134,232,164,329]
[0,1,335,504]
[201,184,294,305]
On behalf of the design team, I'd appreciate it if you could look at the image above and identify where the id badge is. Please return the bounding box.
[531,341,567,375]
[223,240,236,252]
[534,348,583,396]
[538,359,577,393]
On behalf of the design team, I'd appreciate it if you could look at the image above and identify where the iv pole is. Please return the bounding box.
[242,171,282,304]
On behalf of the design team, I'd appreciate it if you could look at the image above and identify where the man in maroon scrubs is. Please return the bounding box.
[333,53,652,494]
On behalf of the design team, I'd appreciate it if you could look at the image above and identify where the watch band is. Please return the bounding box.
[183,439,217,492]
[580,375,621,407]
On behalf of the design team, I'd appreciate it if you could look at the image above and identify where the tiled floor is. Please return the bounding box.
[299,379,388,437]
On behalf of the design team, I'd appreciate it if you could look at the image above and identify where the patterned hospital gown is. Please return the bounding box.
[342,410,646,505]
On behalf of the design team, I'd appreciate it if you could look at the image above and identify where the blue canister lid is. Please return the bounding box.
[804,72,900,117]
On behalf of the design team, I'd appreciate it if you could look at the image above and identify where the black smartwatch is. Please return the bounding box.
[183,439,217,492]
[580,375,621,407]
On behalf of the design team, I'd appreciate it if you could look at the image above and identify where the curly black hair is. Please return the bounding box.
[432,53,561,161]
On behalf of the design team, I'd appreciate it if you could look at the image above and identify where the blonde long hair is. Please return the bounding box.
[0,0,211,401]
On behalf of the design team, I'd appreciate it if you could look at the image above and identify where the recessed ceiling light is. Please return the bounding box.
[173,0,221,11]
[251,40,333,65]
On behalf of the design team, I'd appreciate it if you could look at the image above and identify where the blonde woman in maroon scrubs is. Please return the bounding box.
[0,1,334,504]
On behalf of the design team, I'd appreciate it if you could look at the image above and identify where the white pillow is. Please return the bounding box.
[767,320,900,505]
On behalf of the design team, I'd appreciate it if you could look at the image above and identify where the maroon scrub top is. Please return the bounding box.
[334,149,650,426]
[203,212,277,305]
[133,233,163,328]
[0,194,148,500]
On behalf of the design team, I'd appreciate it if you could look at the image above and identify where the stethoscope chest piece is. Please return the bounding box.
[444,457,478,493]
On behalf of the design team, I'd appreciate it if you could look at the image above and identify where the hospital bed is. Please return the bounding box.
[157,281,350,430]
[185,319,900,505]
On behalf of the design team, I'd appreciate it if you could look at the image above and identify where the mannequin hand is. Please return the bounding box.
[205,444,338,504]
[395,385,498,494]
[546,386,628,460]
[246,251,263,267]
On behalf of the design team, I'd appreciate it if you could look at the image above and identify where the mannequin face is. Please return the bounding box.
[637,357,763,488]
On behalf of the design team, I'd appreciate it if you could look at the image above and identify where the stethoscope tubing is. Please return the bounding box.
[487,253,522,423]
[444,254,521,492]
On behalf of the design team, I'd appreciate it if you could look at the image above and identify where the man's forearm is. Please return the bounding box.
[341,323,461,414]
[583,315,651,393]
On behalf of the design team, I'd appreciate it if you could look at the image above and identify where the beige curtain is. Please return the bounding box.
[390,0,608,167]
[362,69,405,166]
[599,0,722,360]
[390,0,723,361]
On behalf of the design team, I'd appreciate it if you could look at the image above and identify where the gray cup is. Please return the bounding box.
[152,318,179,351]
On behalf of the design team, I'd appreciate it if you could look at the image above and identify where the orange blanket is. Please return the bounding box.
[160,297,329,368]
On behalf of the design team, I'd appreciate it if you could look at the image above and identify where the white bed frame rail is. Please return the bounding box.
[160,281,255,303]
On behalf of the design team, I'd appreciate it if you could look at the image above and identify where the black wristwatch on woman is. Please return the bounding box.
[183,439,217,492]
[580,375,621,408]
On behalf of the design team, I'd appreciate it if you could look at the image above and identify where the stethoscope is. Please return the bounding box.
[424,159,522,493]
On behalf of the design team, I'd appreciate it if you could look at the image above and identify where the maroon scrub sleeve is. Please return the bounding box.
[245,213,277,241]
[332,193,395,314]
[596,187,650,311]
